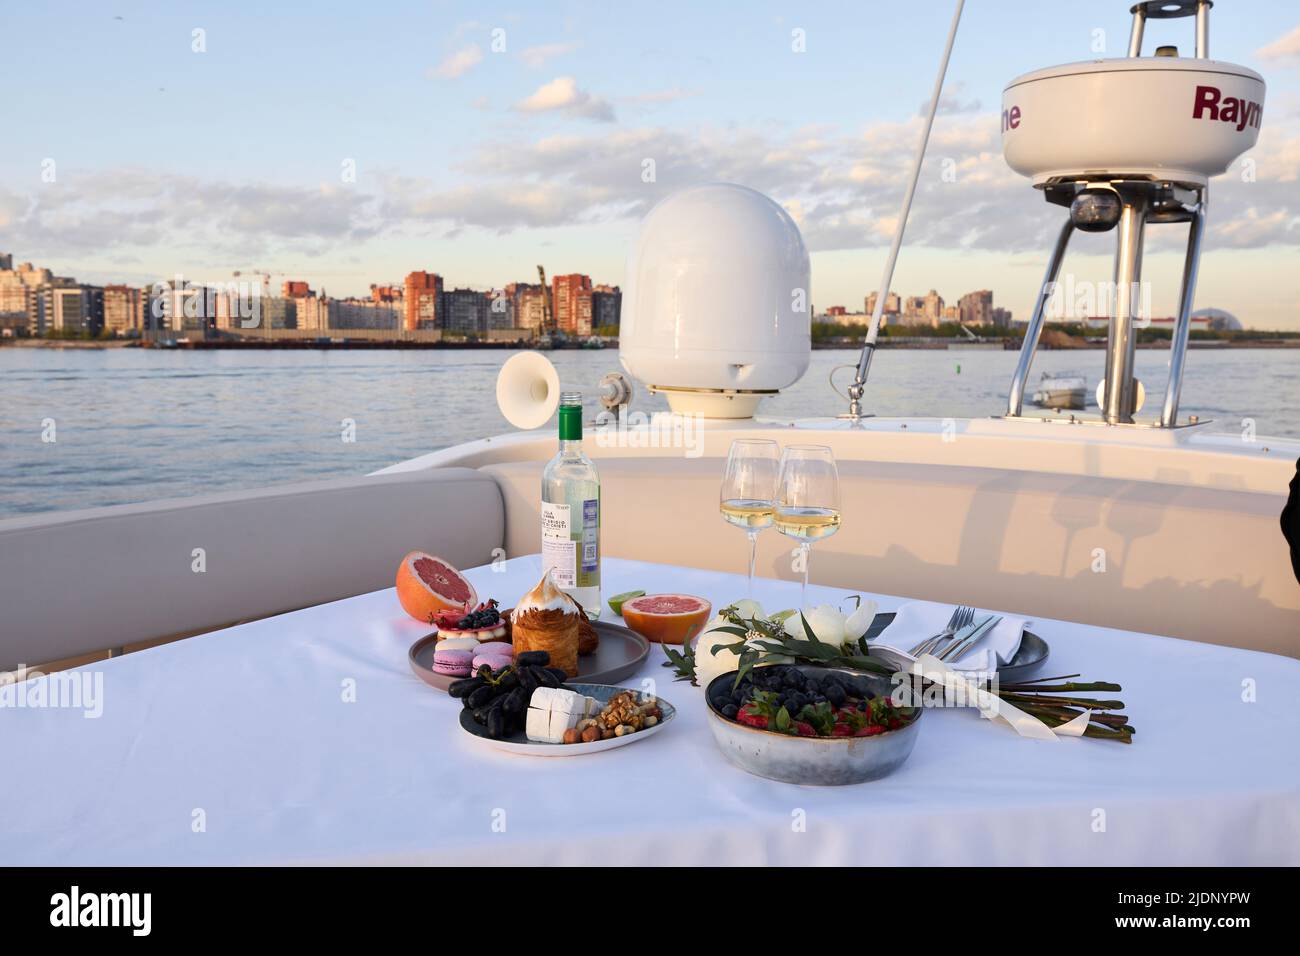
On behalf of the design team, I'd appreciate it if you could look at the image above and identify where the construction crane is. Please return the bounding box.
[536,264,554,334]
[232,270,274,298]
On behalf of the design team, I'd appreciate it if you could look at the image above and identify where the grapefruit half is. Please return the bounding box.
[621,594,712,645]
[396,552,477,624]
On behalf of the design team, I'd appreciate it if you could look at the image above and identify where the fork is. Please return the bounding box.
[938,615,1001,663]
[908,605,974,657]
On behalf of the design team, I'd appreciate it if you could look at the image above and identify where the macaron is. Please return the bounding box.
[473,643,513,669]
[435,637,480,652]
[432,647,473,677]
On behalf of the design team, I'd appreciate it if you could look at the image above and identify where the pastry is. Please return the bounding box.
[576,605,599,657]
[432,647,473,677]
[432,599,509,642]
[511,570,580,677]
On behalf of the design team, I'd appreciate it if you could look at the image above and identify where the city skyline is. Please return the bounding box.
[1,2,1299,327]
[4,247,1036,337]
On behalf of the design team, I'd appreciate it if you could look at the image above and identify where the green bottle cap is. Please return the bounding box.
[558,391,582,441]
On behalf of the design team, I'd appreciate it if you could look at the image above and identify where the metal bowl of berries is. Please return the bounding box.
[704,664,922,786]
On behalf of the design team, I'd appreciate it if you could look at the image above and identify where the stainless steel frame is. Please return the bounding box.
[1005,0,1215,427]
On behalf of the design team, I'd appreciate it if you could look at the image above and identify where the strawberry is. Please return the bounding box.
[831,723,853,737]
[794,721,817,737]
[736,705,769,730]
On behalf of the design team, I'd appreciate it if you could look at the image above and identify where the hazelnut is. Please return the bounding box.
[563,728,582,745]
[602,728,615,740]
[581,724,601,743]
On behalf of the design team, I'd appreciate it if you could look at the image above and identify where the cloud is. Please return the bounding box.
[514,76,615,122]
[431,44,484,80]
[625,87,701,104]
[919,82,982,117]
[1256,25,1300,63]
[6,112,1297,273]
[519,42,579,68]
[0,169,378,262]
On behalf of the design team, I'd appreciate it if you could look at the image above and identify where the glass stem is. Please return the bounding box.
[746,530,758,599]
[800,543,810,608]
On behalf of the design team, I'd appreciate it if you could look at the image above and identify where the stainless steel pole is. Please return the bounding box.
[1160,190,1207,427]
[1128,6,1146,57]
[1007,219,1074,417]
[1104,192,1148,424]
[845,0,965,418]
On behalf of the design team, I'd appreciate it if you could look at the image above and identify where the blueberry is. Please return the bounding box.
[826,685,847,707]
[722,704,739,719]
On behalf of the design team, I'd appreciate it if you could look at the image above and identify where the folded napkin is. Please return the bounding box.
[874,602,1029,672]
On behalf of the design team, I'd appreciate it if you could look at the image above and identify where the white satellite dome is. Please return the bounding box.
[1191,308,1243,331]
[619,183,811,418]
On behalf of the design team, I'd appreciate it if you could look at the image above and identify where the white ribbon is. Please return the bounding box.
[905,654,1087,740]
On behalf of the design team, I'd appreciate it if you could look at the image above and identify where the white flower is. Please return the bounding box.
[782,598,878,649]
[693,600,770,687]
[784,604,847,647]
[845,599,878,641]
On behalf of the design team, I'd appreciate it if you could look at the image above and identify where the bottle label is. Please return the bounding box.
[541,501,576,587]
[580,498,599,577]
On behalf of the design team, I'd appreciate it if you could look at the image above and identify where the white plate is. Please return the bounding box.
[458,683,675,757]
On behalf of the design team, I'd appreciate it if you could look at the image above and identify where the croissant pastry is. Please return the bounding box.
[576,605,599,657]
[512,570,580,677]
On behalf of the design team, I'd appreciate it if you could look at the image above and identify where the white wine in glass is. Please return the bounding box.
[719,439,780,598]
[775,445,841,608]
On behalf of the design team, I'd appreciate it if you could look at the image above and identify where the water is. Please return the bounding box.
[1,346,1295,517]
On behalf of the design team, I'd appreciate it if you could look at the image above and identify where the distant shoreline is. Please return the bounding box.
[3,338,1298,351]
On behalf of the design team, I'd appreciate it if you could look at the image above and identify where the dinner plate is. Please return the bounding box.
[863,612,1049,681]
[409,620,650,692]
[458,682,676,756]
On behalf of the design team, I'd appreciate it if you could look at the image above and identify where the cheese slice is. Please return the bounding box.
[525,688,601,743]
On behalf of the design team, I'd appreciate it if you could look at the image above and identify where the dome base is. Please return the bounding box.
[647,385,776,419]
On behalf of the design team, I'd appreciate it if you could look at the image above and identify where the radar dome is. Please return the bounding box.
[619,183,811,418]
[1191,308,1242,331]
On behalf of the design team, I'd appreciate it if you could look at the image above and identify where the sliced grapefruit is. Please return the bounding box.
[395,552,477,624]
[621,593,712,645]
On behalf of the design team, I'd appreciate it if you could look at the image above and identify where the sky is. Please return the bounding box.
[1,0,1299,328]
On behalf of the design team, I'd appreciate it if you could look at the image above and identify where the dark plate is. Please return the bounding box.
[864,612,1049,681]
[409,620,650,692]
[459,683,675,756]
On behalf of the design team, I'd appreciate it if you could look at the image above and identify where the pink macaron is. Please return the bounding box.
[472,645,514,673]
[432,647,473,677]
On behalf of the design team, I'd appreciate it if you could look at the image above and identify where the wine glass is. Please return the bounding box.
[719,439,780,598]
[775,445,841,609]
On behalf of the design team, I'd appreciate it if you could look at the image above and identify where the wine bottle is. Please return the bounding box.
[541,392,601,617]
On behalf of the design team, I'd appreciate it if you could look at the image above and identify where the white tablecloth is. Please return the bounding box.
[3,556,1298,866]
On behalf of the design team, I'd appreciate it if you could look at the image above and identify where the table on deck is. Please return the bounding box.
[3,556,1298,866]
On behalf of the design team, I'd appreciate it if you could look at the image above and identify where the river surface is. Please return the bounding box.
[1,346,1296,517]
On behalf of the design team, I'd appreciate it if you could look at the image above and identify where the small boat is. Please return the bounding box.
[1031,373,1087,410]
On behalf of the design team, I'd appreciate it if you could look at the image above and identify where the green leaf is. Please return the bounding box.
[709,625,752,638]
[775,707,792,733]
[799,612,822,645]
